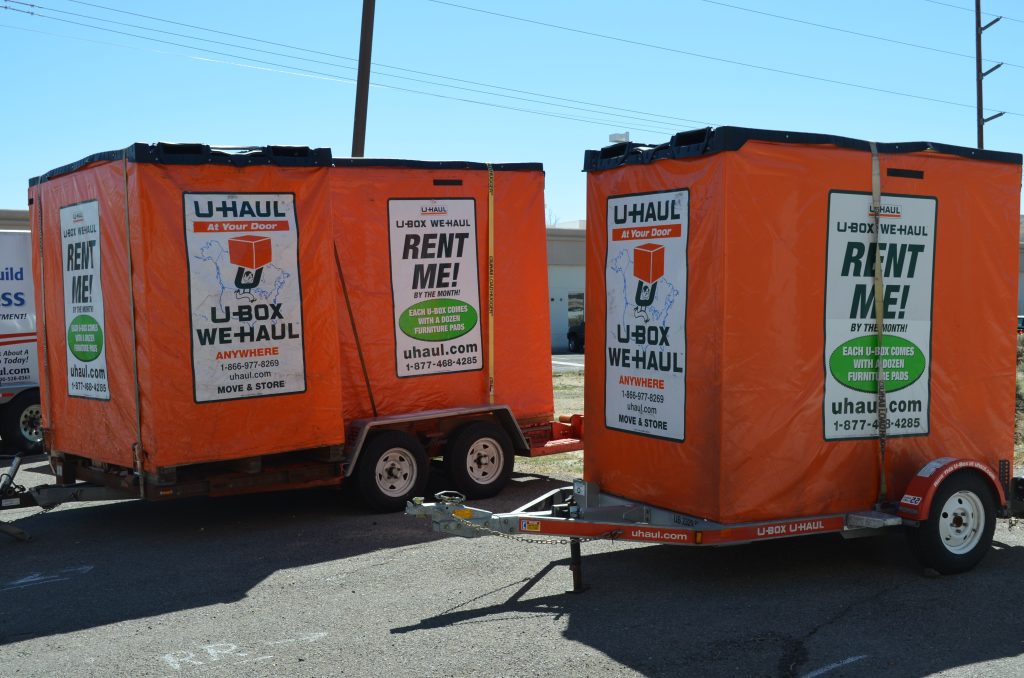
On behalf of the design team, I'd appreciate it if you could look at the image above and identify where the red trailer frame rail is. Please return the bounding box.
[407,479,907,591]
[408,480,898,547]
[408,459,1024,592]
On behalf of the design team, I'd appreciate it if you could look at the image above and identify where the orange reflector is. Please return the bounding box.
[453,509,473,520]
[695,531,703,544]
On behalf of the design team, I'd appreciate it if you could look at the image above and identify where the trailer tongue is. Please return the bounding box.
[407,481,909,592]
[409,464,1024,592]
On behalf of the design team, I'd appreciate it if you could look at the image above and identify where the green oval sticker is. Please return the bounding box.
[399,299,478,342]
[829,334,925,393]
[67,314,104,362]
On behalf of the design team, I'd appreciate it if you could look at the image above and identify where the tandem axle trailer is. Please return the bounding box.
[0,405,583,541]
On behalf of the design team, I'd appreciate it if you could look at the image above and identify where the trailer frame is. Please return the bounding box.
[0,403,583,539]
[407,457,1020,591]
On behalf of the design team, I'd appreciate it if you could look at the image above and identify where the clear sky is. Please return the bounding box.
[2,0,1022,222]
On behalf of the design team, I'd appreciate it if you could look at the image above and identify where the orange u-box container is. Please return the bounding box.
[28,144,563,504]
[583,126,1022,524]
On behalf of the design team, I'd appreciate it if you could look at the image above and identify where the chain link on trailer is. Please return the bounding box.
[8,493,66,519]
[0,501,60,540]
[0,476,26,498]
[1,477,74,526]
[434,491,621,545]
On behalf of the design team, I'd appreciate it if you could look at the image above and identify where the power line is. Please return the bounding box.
[698,0,1022,69]
[2,1,690,132]
[52,0,712,128]
[920,0,1024,24]
[428,0,1023,118]
[0,6,684,135]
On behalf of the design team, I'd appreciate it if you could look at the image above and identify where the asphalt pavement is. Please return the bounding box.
[3,454,1024,678]
[551,352,584,373]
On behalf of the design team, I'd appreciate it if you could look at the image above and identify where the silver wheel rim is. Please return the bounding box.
[19,404,42,444]
[374,448,417,498]
[465,436,503,485]
[938,490,985,555]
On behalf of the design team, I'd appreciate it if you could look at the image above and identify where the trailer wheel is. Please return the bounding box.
[1,390,43,454]
[906,472,996,575]
[443,421,514,499]
[356,430,428,512]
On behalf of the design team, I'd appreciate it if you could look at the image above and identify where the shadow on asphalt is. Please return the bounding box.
[390,529,1024,678]
[7,452,1024,678]
[0,461,568,646]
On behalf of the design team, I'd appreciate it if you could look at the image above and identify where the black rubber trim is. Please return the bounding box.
[433,179,464,186]
[29,149,127,186]
[582,125,1022,172]
[332,158,543,171]
[30,143,545,186]
[888,168,925,179]
[129,143,333,167]
[30,143,334,186]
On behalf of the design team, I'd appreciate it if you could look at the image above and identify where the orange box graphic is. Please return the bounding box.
[633,242,664,283]
[228,235,272,269]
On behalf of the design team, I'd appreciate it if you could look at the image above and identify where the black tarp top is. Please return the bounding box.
[583,126,1023,173]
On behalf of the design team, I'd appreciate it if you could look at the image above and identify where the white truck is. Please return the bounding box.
[0,230,41,454]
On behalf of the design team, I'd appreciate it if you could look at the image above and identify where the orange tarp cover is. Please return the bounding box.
[583,127,1022,523]
[329,163,552,424]
[28,146,551,472]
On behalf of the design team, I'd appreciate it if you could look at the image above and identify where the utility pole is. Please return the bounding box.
[975,0,1004,149]
[351,0,376,158]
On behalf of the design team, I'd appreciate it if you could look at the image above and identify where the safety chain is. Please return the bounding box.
[0,487,69,525]
[449,512,621,545]
[0,474,26,497]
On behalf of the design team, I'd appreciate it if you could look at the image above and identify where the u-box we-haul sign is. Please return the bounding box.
[60,200,109,400]
[824,191,936,440]
[183,193,307,403]
[604,189,688,442]
[388,198,483,378]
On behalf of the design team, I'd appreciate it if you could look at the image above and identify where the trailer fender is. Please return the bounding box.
[898,457,1005,521]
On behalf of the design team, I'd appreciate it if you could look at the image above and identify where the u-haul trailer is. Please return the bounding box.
[408,126,1024,585]
[0,143,582,540]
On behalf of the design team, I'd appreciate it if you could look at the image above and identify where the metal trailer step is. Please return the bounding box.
[845,511,903,529]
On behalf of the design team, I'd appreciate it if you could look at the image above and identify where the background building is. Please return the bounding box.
[0,209,28,230]
[546,225,586,353]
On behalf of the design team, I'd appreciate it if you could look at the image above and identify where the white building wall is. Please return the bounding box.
[546,227,586,353]
[548,265,585,352]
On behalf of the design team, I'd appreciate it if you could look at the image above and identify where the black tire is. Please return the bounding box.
[906,471,996,575]
[355,430,429,512]
[1,390,43,454]
[567,334,581,353]
[442,421,515,499]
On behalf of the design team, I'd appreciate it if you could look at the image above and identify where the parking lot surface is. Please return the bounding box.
[3,457,1024,677]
